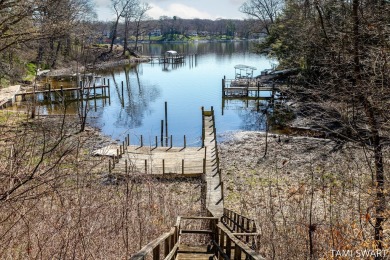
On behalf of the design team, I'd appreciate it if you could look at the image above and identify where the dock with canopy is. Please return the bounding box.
[234,64,257,79]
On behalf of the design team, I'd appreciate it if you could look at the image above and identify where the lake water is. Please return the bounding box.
[38,41,275,146]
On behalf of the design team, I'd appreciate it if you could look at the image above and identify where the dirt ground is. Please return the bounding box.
[218,130,389,259]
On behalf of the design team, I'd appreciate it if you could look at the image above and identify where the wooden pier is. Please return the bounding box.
[149,55,185,64]
[149,53,197,65]
[15,84,109,101]
[222,77,276,98]
[97,107,264,259]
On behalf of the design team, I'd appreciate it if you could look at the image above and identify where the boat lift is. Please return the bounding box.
[234,64,257,79]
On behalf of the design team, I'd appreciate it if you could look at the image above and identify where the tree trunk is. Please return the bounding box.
[110,17,121,53]
[123,17,129,56]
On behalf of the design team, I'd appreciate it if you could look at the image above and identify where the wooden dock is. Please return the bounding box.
[149,55,185,64]
[202,108,224,217]
[96,107,264,259]
[94,145,206,176]
[15,85,109,101]
[222,77,276,97]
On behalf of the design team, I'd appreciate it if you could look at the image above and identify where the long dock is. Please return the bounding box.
[14,85,109,101]
[202,108,224,217]
[94,108,263,259]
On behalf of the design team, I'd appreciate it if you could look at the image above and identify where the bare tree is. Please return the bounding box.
[240,0,284,34]
[132,3,151,51]
[264,0,390,252]
[109,0,135,54]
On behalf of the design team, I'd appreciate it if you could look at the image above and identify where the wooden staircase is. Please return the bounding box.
[129,108,264,260]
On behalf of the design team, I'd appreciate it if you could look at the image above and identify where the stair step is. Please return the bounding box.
[176,245,214,260]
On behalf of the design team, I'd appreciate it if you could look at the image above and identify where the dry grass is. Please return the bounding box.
[219,131,390,259]
[0,111,203,259]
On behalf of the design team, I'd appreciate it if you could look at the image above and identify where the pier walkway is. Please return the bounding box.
[95,108,264,259]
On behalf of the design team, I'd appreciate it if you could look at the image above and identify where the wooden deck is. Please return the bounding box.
[14,85,109,100]
[222,78,276,97]
[94,145,206,176]
[93,109,224,216]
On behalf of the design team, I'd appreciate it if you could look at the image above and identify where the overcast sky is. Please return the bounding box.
[94,0,248,21]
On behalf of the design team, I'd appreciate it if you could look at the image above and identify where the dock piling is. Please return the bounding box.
[165,102,168,147]
[161,120,164,146]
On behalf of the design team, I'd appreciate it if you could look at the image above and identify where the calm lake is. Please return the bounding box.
[38,41,275,146]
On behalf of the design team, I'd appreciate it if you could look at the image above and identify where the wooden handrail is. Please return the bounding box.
[130,217,181,260]
[222,208,258,246]
[211,240,230,260]
[217,223,264,260]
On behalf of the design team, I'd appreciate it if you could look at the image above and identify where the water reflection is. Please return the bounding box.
[17,42,279,145]
[90,65,160,139]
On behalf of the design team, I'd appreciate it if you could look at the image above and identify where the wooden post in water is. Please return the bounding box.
[108,79,111,105]
[93,84,97,111]
[222,76,226,97]
[170,135,172,148]
[155,136,158,148]
[201,106,205,148]
[161,120,164,146]
[183,135,186,148]
[140,135,143,147]
[165,102,168,147]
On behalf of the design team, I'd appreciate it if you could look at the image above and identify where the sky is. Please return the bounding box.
[94,0,248,21]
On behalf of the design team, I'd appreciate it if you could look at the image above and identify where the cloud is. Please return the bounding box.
[94,0,109,8]
[148,3,215,19]
[229,0,246,4]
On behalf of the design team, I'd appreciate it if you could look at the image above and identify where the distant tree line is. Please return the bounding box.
[0,0,268,86]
